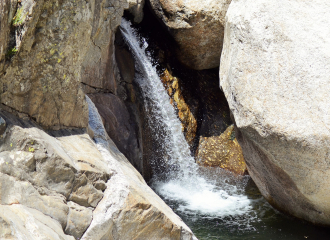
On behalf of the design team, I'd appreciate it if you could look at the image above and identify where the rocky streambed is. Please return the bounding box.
[1,0,330,239]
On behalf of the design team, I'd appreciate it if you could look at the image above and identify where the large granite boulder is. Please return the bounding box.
[148,0,231,70]
[220,0,330,225]
[0,0,142,129]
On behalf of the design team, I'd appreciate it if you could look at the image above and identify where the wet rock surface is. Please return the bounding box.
[130,9,241,175]
[160,69,198,147]
[88,93,141,173]
[0,117,6,135]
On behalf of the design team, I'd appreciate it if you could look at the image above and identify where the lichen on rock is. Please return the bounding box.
[196,125,246,175]
[160,68,198,147]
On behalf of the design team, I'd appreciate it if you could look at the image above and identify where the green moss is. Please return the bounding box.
[12,7,25,26]
[5,47,18,59]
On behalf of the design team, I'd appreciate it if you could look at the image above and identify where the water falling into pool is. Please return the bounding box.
[120,17,255,219]
[119,19,330,240]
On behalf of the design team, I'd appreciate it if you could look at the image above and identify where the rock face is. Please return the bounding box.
[161,69,198,147]
[197,125,246,175]
[0,0,143,129]
[82,96,197,240]
[0,204,74,240]
[0,0,17,73]
[88,93,142,175]
[220,0,330,225]
[65,201,93,239]
[148,0,231,70]
[0,110,110,238]
[0,98,197,239]
[128,0,145,23]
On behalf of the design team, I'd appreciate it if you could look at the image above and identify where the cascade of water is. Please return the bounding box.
[119,18,256,221]
[120,19,197,181]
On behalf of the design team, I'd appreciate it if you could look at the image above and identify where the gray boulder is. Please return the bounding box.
[220,0,330,225]
[149,0,231,70]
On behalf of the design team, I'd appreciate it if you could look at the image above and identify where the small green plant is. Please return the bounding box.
[12,7,25,26]
[5,47,18,60]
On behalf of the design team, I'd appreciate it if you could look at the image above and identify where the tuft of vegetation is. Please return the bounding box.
[12,7,25,26]
[5,47,18,59]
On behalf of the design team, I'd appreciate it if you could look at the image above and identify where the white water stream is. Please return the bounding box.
[120,19,256,223]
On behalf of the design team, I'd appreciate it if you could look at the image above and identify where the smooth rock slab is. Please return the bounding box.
[149,0,231,70]
[0,172,69,229]
[220,0,330,225]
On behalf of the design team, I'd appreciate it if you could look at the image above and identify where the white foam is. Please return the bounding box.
[153,176,252,217]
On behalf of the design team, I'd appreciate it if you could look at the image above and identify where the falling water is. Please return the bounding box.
[119,18,330,240]
[119,17,255,220]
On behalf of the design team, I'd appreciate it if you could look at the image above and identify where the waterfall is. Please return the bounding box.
[119,19,256,221]
[120,19,197,182]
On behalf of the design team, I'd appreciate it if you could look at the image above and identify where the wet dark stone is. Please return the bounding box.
[0,117,7,135]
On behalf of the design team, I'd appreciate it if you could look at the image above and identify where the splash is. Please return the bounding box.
[120,19,259,228]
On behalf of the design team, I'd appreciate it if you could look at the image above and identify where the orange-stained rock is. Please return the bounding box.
[196,125,247,175]
[160,69,197,147]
